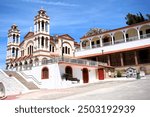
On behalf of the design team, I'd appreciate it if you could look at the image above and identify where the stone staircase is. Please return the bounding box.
[4,71,39,90]
[0,70,28,95]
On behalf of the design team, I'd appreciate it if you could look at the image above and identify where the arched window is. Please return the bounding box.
[42,58,48,65]
[12,47,15,57]
[42,20,44,31]
[65,66,73,77]
[13,34,15,43]
[34,58,39,66]
[41,36,44,47]
[42,67,49,79]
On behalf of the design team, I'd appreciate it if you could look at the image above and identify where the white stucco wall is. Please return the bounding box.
[58,64,98,84]
[22,63,62,89]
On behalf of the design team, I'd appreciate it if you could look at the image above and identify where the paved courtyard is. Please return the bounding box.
[8,77,150,100]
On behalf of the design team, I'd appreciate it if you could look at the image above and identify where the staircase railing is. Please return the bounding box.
[19,72,41,85]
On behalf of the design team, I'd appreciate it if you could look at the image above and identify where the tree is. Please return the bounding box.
[125,12,150,25]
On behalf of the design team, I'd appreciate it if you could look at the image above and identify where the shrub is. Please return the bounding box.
[117,71,122,77]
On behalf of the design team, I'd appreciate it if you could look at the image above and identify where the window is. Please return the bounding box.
[41,37,44,47]
[42,58,48,65]
[63,46,70,54]
[42,67,49,79]
[65,46,67,54]
[13,34,15,43]
[68,48,70,54]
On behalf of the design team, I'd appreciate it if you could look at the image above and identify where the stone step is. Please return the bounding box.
[4,71,39,90]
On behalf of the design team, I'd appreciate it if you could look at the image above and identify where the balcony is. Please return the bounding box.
[75,33,150,57]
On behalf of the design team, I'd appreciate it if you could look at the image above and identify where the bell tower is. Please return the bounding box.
[34,8,50,34]
[6,24,20,60]
[34,8,50,52]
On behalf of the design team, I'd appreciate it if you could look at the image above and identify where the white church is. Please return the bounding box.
[0,8,150,96]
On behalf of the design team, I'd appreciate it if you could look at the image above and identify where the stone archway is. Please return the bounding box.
[82,68,89,83]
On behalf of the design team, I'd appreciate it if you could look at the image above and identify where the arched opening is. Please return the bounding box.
[65,66,73,77]
[12,47,15,57]
[29,59,33,69]
[41,36,44,48]
[82,40,90,49]
[46,37,48,48]
[82,68,89,83]
[114,31,124,44]
[10,64,13,69]
[42,67,49,79]
[91,37,101,48]
[42,20,44,31]
[24,61,28,70]
[13,34,15,43]
[42,58,48,65]
[45,21,48,32]
[16,48,19,58]
[16,35,19,43]
[139,25,150,39]
[19,62,22,71]
[34,58,39,66]
[126,28,138,41]
[15,63,18,70]
[102,34,112,46]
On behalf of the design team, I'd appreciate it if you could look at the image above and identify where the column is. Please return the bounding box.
[44,38,46,49]
[89,39,92,49]
[9,48,11,58]
[107,55,111,66]
[120,53,124,66]
[123,31,127,42]
[18,36,20,44]
[14,35,16,43]
[40,21,42,32]
[134,51,138,65]
[80,41,83,50]
[39,37,41,49]
[37,22,39,32]
[44,22,46,32]
[100,36,103,47]
[40,37,43,48]
[111,35,114,45]
[48,23,50,34]
[36,38,38,50]
[47,38,50,51]
[137,29,140,40]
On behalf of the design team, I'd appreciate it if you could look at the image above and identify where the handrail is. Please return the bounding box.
[20,72,41,85]
[48,57,107,66]
[76,33,150,52]
[140,33,150,39]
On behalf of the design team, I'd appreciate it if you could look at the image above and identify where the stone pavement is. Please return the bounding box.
[13,76,150,100]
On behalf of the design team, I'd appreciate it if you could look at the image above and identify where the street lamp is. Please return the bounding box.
[101,49,104,62]
[61,39,64,61]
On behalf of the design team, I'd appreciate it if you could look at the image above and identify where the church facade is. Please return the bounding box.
[5,9,150,89]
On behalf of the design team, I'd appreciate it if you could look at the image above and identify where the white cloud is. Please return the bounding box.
[22,0,79,7]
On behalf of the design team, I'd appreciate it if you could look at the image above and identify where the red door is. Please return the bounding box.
[98,69,104,80]
[82,68,89,83]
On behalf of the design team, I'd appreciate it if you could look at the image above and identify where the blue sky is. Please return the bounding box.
[0,0,150,68]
